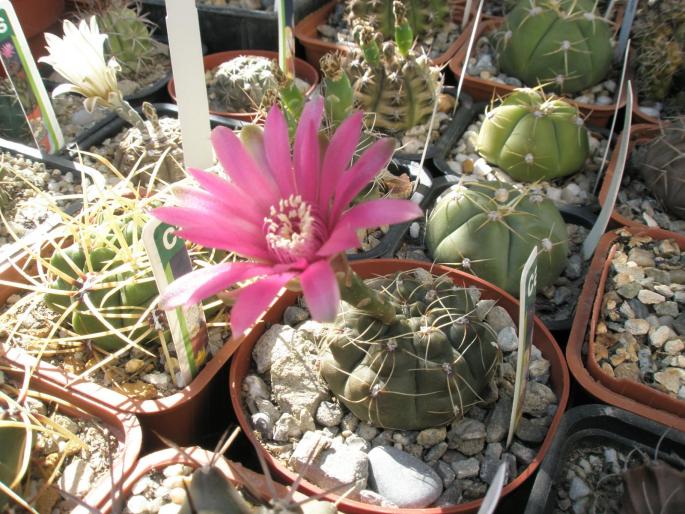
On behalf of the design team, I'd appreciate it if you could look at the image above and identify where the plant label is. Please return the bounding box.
[583,84,634,260]
[143,219,209,387]
[0,0,63,152]
[455,0,484,105]
[477,462,508,514]
[506,246,538,448]
[277,0,295,79]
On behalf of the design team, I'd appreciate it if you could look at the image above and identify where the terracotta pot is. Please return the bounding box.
[99,446,321,514]
[566,227,685,432]
[293,0,476,70]
[447,18,627,128]
[598,123,684,240]
[0,364,142,512]
[0,237,246,451]
[11,0,64,39]
[229,259,570,514]
[167,50,319,121]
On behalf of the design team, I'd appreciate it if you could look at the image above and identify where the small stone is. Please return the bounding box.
[315,401,343,427]
[417,427,447,447]
[625,319,650,335]
[486,306,516,332]
[614,362,640,381]
[486,396,512,443]
[126,495,151,514]
[617,282,641,299]
[480,456,502,484]
[163,464,191,478]
[674,313,685,336]
[58,459,94,498]
[409,222,420,239]
[340,413,359,433]
[655,301,679,317]
[272,413,302,442]
[252,324,295,373]
[529,359,551,382]
[447,418,486,455]
[162,476,185,490]
[522,382,556,417]
[655,368,685,394]
[368,446,443,508]
[141,372,170,387]
[424,441,448,463]
[475,299,496,321]
[497,326,519,352]
[345,434,371,453]
[596,95,612,105]
[569,476,592,500]
[357,423,379,441]
[283,306,309,326]
[169,487,187,504]
[435,460,456,488]
[359,490,397,508]
[125,358,145,374]
[650,326,676,348]
[510,441,536,465]
[158,504,181,514]
[131,476,152,496]
[433,483,463,507]
[665,339,685,354]
[515,417,548,443]
[450,457,480,479]
[638,290,665,304]
[628,248,656,267]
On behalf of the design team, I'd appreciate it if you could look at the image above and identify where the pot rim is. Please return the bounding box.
[229,258,570,514]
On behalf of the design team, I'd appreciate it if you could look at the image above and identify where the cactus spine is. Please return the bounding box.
[426,181,568,295]
[346,0,451,41]
[320,269,501,430]
[208,55,279,113]
[496,0,613,94]
[477,88,590,182]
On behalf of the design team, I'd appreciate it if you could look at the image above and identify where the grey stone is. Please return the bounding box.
[392,431,415,446]
[617,282,641,299]
[510,441,536,465]
[283,306,310,326]
[462,479,488,499]
[368,446,443,508]
[529,359,551,382]
[515,417,549,443]
[480,456,502,484]
[569,476,592,500]
[566,254,583,279]
[252,324,294,373]
[625,318,650,335]
[645,267,671,284]
[655,301,679,317]
[417,427,447,447]
[315,401,343,427]
[273,413,303,442]
[424,441,448,464]
[435,460,456,488]
[486,306,516,332]
[359,489,397,508]
[290,432,368,492]
[451,457,480,478]
[486,395,512,443]
[503,453,517,481]
[650,326,676,348]
[485,442,503,460]
[522,382,557,417]
[628,248,655,267]
[674,313,685,336]
[447,418,486,455]
[58,458,94,498]
[340,413,359,433]
[357,423,379,441]
[628,299,651,320]
[345,434,371,453]
[433,483,463,507]
[638,290,666,304]
[497,326,519,352]
[475,299,496,321]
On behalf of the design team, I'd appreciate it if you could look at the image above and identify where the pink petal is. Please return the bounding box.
[264,105,296,196]
[300,260,340,323]
[211,126,280,209]
[158,262,273,309]
[186,167,265,221]
[175,227,272,261]
[318,199,423,257]
[330,138,396,224]
[294,97,324,202]
[230,272,295,336]
[318,111,363,217]
[171,187,261,230]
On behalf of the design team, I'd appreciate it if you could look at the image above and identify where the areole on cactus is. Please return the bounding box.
[477,88,590,182]
[495,0,613,94]
[426,181,568,295]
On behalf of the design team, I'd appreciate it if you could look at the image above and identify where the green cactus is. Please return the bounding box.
[208,56,280,113]
[320,53,355,129]
[632,0,685,102]
[346,5,441,133]
[0,423,31,509]
[495,0,613,94]
[346,0,451,41]
[633,117,685,220]
[476,88,590,182]
[426,181,568,295]
[320,270,501,430]
[95,1,161,78]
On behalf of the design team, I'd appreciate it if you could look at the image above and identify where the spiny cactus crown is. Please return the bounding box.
[320,269,502,430]
[495,0,614,94]
[209,55,279,113]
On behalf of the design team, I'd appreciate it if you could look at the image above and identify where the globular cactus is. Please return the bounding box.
[44,214,159,352]
[632,0,685,102]
[346,0,451,41]
[208,55,279,113]
[95,0,162,78]
[495,0,613,94]
[0,419,31,510]
[476,88,590,182]
[426,181,568,295]
[0,80,33,144]
[320,270,501,430]
[320,53,355,129]
[633,117,685,220]
[346,3,441,133]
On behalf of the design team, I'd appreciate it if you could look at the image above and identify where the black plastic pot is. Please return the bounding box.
[140,0,330,53]
[524,404,685,514]
[347,159,434,261]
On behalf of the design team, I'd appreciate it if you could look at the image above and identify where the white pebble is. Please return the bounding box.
[126,495,151,514]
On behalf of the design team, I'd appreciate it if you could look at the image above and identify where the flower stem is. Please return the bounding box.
[333,256,395,324]
[110,97,149,134]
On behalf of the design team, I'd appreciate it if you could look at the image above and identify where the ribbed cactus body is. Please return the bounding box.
[477,88,590,181]
[426,182,568,295]
[97,4,157,76]
[320,270,501,430]
[44,220,158,352]
[634,118,685,220]
[209,56,279,113]
[347,0,451,41]
[497,0,613,94]
[0,424,29,509]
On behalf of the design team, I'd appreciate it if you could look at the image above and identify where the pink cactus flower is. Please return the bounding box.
[1,42,15,59]
[153,97,422,336]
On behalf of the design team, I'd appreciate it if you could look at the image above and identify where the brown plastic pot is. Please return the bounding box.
[447,18,627,128]
[167,50,319,121]
[99,446,319,514]
[229,258,570,514]
[293,0,476,70]
[567,227,685,433]
[0,364,142,512]
[12,0,64,39]
[0,242,246,451]
[599,123,684,240]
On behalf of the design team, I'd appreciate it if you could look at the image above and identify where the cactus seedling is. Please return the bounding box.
[633,117,685,220]
[426,181,568,295]
[320,269,501,430]
[208,56,280,114]
[495,0,614,94]
[477,88,590,182]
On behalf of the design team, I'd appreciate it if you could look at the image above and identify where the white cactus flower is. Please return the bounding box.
[40,17,121,112]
